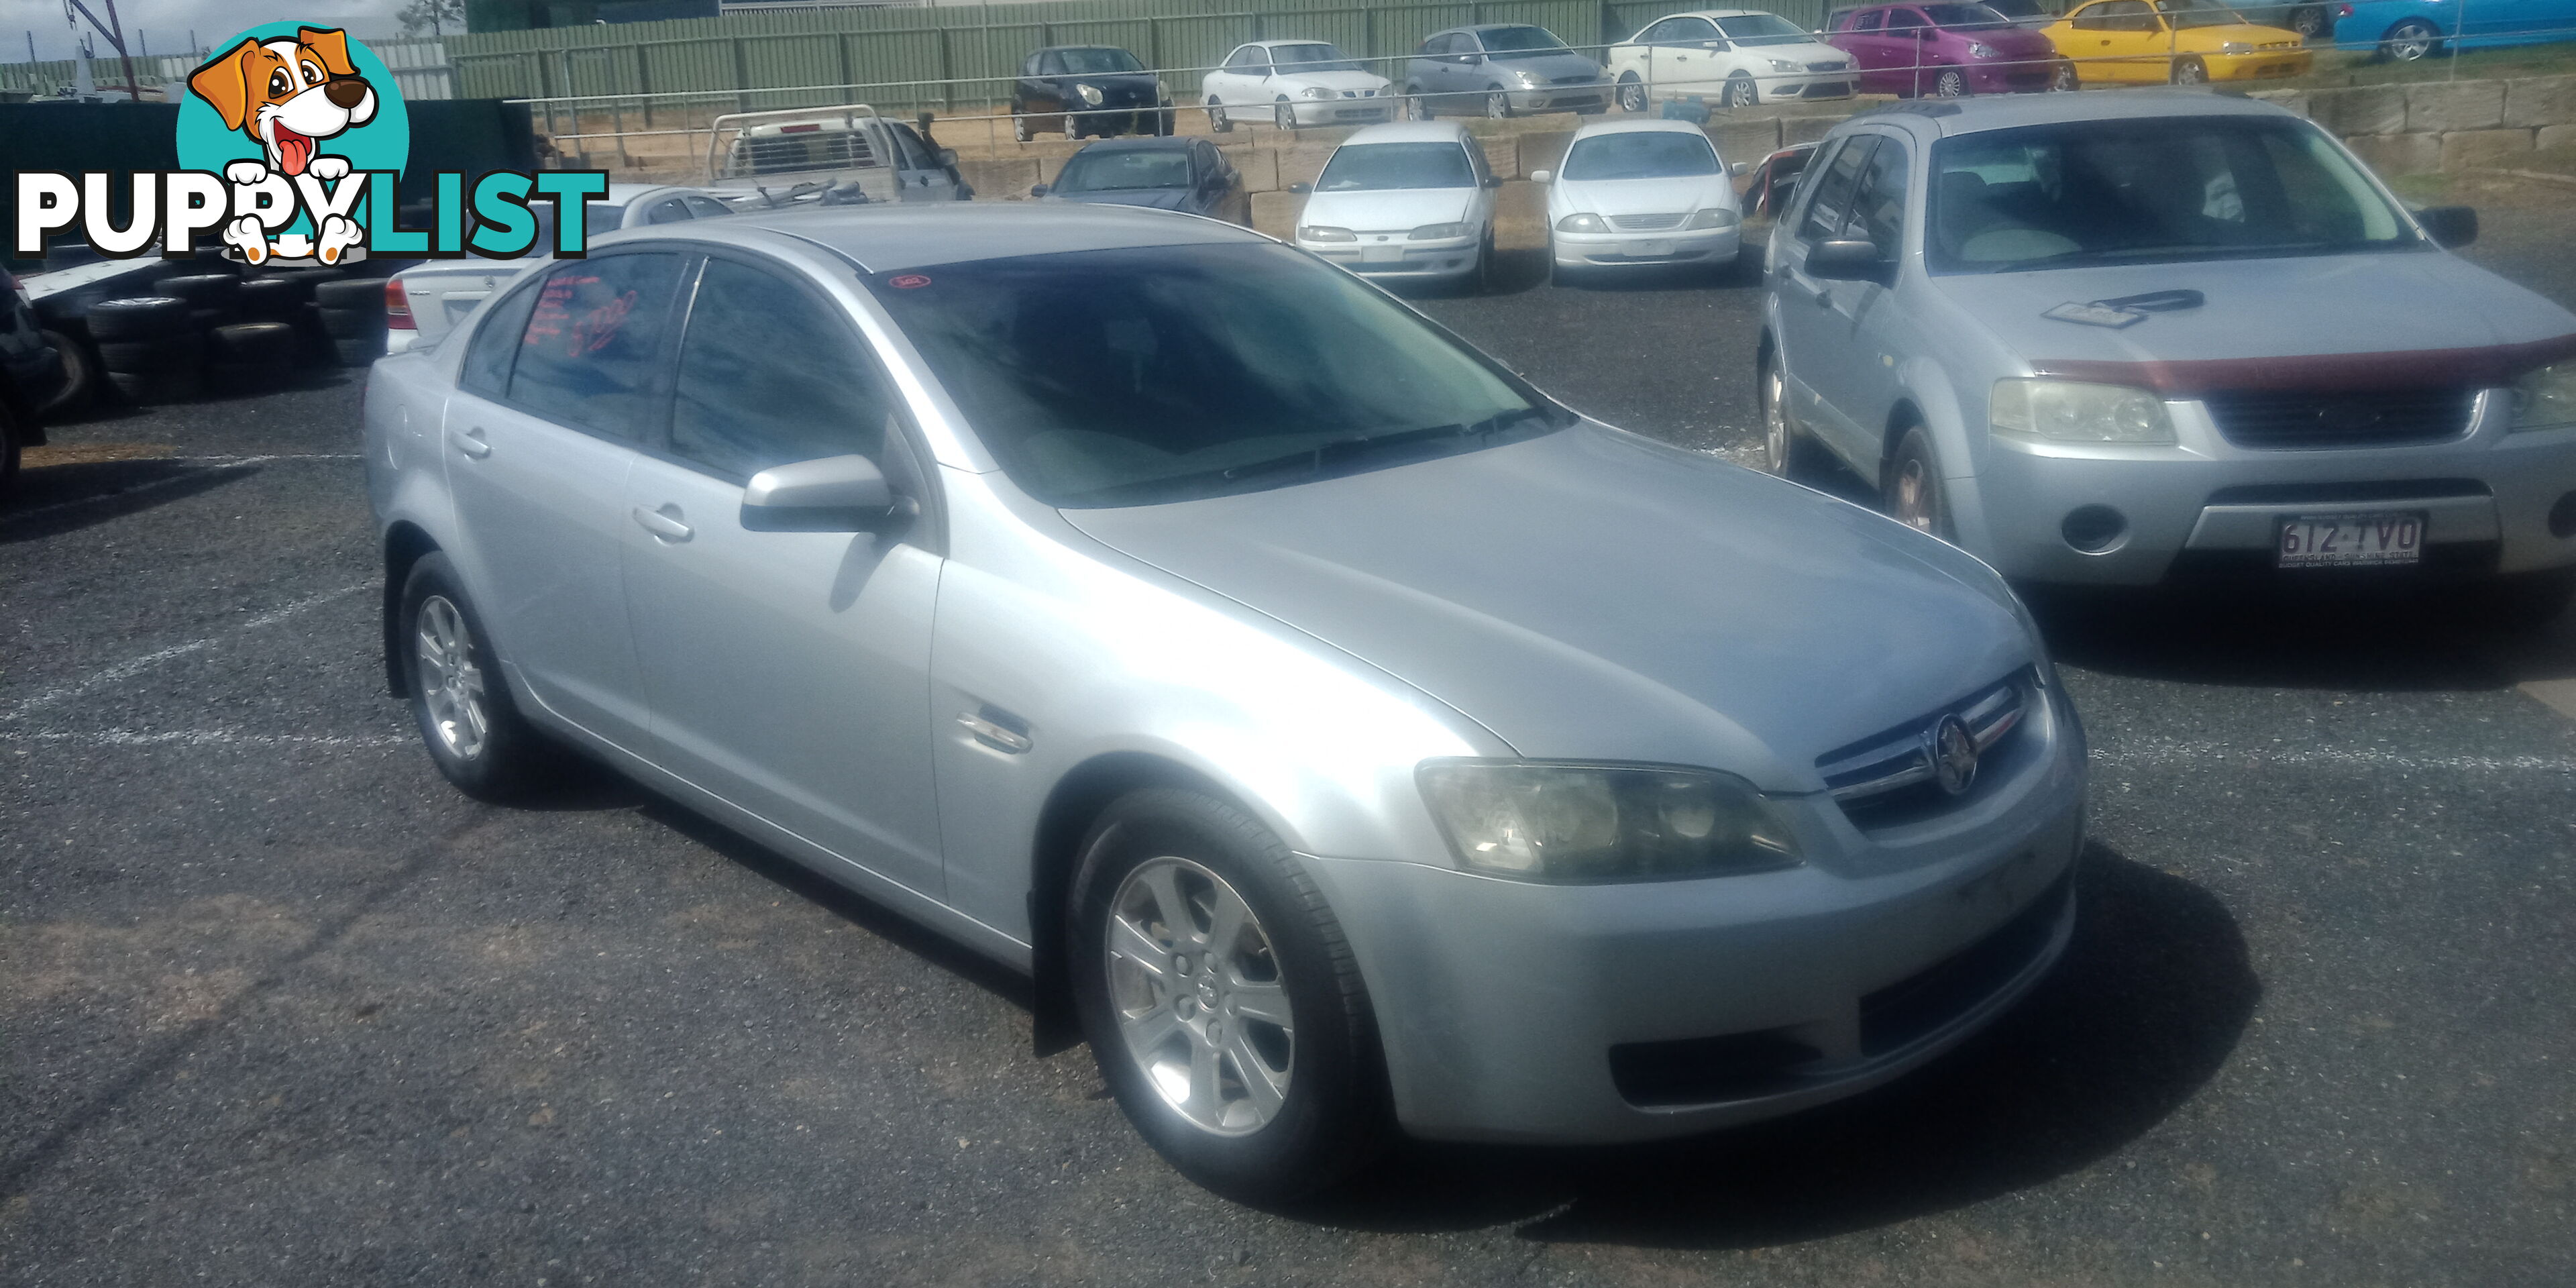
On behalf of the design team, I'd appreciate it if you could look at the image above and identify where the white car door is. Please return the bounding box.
[618,251,947,899]
[1652,15,1730,97]
[439,252,687,752]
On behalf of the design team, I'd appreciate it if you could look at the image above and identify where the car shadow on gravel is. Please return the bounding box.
[0,458,258,544]
[2026,584,2576,690]
[1281,845,2257,1249]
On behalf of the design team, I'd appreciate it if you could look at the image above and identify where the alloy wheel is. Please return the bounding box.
[2384,20,2438,60]
[1934,68,1968,98]
[2050,60,2079,91]
[1406,86,1432,119]
[414,595,488,761]
[1276,100,1296,131]
[1103,856,1295,1136]
[1763,362,1792,474]
[1487,89,1511,119]
[1619,76,1646,113]
[1893,458,1941,533]
[1012,111,1030,144]
[2171,57,2208,85]
[1208,101,1230,132]
[2292,5,2325,37]
[1728,76,1758,109]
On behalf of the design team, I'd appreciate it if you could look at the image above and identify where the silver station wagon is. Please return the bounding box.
[1762,91,2576,621]
[364,205,2086,1201]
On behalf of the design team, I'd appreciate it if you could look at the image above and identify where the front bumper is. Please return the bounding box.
[1507,85,1609,113]
[1552,227,1740,268]
[1305,234,1482,281]
[1964,60,2058,94]
[2208,49,2312,79]
[1760,72,1858,101]
[1285,97,1396,126]
[1966,395,2576,584]
[1301,689,2087,1144]
[1064,106,1166,133]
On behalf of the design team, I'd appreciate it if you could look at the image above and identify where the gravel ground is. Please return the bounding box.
[3,191,2573,1287]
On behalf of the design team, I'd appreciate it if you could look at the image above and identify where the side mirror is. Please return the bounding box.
[1460,53,1485,65]
[741,454,904,532]
[1288,180,1313,195]
[2416,205,2477,249]
[1805,237,1894,285]
[1529,168,1554,184]
[1482,174,1503,189]
[1729,160,1750,176]
[1030,182,1049,197]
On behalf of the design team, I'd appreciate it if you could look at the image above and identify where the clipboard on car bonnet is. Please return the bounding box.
[2043,289,2206,329]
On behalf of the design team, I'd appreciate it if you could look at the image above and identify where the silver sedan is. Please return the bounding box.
[363,203,2087,1201]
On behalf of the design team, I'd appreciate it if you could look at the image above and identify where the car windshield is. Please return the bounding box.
[1561,131,1721,181]
[1713,13,1817,45]
[1055,149,1192,192]
[2155,0,2249,28]
[1316,142,1476,191]
[1269,43,1364,72]
[1480,26,1571,58]
[1059,48,1144,74]
[1928,119,2416,274]
[1922,3,2015,28]
[863,243,1567,507]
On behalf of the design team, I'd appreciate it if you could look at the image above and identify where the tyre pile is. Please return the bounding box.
[46,258,401,409]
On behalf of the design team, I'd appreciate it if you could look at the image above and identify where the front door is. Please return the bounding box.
[439,251,688,751]
[619,253,947,898]
[1652,17,1727,97]
[1773,133,1886,465]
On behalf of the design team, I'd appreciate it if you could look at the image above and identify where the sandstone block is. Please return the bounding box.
[2440,127,2537,172]
[2309,85,2408,136]
[2406,80,2505,133]
[2504,75,2576,128]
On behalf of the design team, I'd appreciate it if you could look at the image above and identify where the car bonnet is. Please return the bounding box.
[1556,172,1735,219]
[1299,186,1476,231]
[1058,427,2031,791]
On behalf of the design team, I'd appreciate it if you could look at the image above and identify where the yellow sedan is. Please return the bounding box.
[2046,0,2310,86]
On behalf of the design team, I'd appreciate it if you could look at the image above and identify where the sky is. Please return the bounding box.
[10,0,414,64]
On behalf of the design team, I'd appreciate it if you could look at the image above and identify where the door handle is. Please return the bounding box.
[447,426,491,460]
[631,505,692,542]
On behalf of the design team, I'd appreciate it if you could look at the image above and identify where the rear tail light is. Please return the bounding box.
[384,278,413,329]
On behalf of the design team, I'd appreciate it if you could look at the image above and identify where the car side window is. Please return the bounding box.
[459,280,542,400]
[1039,50,1065,76]
[506,253,686,442]
[682,195,731,218]
[642,197,691,225]
[1795,137,1876,246]
[1022,54,1042,77]
[1854,9,1885,32]
[669,258,891,482]
[1672,17,1719,44]
[1849,136,1912,258]
[1420,34,1452,57]
[1886,9,1927,33]
[1640,19,1674,43]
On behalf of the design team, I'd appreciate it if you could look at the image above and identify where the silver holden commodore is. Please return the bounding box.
[1762,91,2576,623]
[362,203,2087,1201]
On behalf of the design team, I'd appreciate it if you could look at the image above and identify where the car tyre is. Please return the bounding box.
[0,396,21,499]
[1208,100,1232,133]
[36,329,96,419]
[2381,18,2440,60]
[2289,4,2326,38]
[1725,74,1759,109]
[2170,55,2209,85]
[85,296,190,342]
[1932,66,1970,98]
[1012,109,1032,144]
[1884,424,1955,541]
[1486,87,1512,119]
[2050,59,2080,91]
[1759,347,1825,478]
[1405,85,1434,119]
[1276,99,1297,131]
[1067,786,1389,1204]
[1474,230,1496,295]
[399,552,558,802]
[1617,73,1648,113]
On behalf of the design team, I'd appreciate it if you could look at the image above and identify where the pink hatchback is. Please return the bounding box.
[1826,3,2073,97]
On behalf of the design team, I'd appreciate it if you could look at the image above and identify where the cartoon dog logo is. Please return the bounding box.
[187,27,380,264]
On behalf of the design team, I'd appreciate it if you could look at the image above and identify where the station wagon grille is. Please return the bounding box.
[1816,672,2029,817]
[2202,387,2476,449]
[1607,212,1686,231]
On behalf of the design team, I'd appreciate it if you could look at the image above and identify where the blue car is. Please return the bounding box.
[2333,0,2576,60]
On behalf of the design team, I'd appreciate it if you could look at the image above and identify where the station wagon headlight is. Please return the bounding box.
[1419,761,1799,882]
[1990,378,2176,444]
[1684,207,1740,230]
[1075,83,1104,106]
[1299,85,1334,99]
[1556,212,1608,233]
[1410,221,1470,240]
[1157,78,1172,101]
[2221,41,2253,54]
[1299,225,1356,242]
[1767,58,1802,73]
[1968,42,1998,58]
[2510,361,2576,430]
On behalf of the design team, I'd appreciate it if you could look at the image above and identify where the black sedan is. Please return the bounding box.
[1011,46,1173,141]
[1032,138,1247,223]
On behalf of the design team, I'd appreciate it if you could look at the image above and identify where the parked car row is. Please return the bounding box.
[356,84,2576,1210]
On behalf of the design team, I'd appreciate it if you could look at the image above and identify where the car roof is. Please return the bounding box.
[604,202,1260,275]
[1438,23,1561,35]
[1238,39,1348,49]
[1568,117,1723,140]
[1650,9,1801,19]
[1074,136,1199,153]
[1334,121,1476,146]
[1839,87,2301,140]
[1036,45,1136,54]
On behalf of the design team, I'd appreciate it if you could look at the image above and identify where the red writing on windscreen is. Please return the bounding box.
[524,274,640,358]
[889,274,932,289]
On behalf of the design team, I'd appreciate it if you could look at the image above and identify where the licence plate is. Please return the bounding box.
[2277,511,2426,568]
[1362,243,1403,264]
[1633,239,1672,258]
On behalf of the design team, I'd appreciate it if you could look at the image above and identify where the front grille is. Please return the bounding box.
[1816,671,2030,819]
[1551,74,1599,85]
[2202,387,2475,449]
[1607,212,1686,231]
[1803,80,1856,98]
[1807,59,1851,72]
[1860,869,2070,1055]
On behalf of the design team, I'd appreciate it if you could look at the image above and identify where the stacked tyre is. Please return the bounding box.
[257,266,345,367]
[315,278,390,368]
[86,297,203,406]
[207,322,300,394]
[158,272,244,333]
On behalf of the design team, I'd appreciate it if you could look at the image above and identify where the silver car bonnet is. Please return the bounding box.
[1933,250,2576,371]
[1298,188,1476,231]
[1059,426,2031,792]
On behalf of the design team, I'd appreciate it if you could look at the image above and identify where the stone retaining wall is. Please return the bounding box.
[2253,74,2576,174]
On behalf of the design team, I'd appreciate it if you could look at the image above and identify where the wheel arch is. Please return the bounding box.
[380,521,441,696]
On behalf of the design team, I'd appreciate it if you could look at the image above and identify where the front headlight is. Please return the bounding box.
[2512,361,2576,430]
[1409,221,1469,240]
[1684,207,1740,230]
[1075,83,1104,106]
[1556,212,1607,233]
[1767,58,1801,73]
[1991,378,2177,444]
[1298,225,1356,242]
[1515,70,1544,87]
[1968,42,1998,58]
[1417,761,1800,882]
[2221,40,2253,54]
[1299,85,1333,100]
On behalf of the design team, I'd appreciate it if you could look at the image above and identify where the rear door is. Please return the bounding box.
[619,252,948,898]
[440,250,688,751]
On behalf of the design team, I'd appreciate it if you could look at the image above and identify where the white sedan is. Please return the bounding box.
[1603,9,1859,112]
[1532,119,1743,282]
[1201,40,1395,131]
[1291,121,1501,290]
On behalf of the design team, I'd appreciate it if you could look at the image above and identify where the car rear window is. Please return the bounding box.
[1057,149,1193,192]
[1316,142,1477,191]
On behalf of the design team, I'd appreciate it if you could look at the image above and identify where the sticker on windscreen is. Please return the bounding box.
[888,274,932,289]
